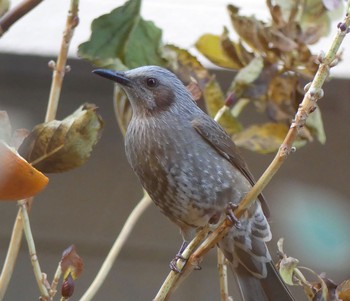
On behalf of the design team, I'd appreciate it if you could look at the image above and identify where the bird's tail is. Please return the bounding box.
[232,262,295,301]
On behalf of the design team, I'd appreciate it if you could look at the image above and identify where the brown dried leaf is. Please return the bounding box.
[337,279,350,301]
[266,28,298,52]
[228,5,269,53]
[267,75,299,122]
[60,245,84,280]
[220,27,247,69]
[186,81,202,102]
[299,0,331,44]
[18,104,104,173]
[233,122,307,153]
[164,44,211,88]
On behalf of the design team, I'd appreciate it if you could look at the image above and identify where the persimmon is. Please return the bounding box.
[0,141,49,200]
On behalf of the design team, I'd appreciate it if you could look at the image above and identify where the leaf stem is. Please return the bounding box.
[154,4,350,300]
[49,263,62,298]
[79,193,152,301]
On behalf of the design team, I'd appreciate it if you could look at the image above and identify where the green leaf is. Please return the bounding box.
[203,77,242,135]
[305,104,326,144]
[229,56,264,97]
[78,0,164,68]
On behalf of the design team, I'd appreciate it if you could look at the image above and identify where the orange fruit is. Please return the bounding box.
[0,141,49,200]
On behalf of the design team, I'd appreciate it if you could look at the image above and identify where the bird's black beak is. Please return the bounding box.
[92,69,132,87]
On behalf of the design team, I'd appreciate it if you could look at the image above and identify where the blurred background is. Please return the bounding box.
[1,1,350,300]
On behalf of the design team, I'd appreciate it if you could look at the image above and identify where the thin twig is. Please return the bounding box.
[214,105,229,122]
[0,1,80,299]
[45,0,79,122]
[0,0,43,36]
[79,193,152,301]
[217,248,231,301]
[0,207,24,301]
[49,263,62,298]
[18,199,50,300]
[153,226,210,301]
[154,4,350,300]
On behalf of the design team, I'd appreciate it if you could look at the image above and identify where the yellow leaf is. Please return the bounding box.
[195,34,242,69]
[203,77,242,135]
[234,122,306,154]
[338,279,350,301]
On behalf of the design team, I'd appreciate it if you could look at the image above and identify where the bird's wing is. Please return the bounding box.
[191,115,270,218]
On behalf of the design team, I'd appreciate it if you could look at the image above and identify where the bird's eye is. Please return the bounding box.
[146,78,158,88]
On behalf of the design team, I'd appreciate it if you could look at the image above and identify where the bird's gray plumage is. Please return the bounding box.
[93,66,295,301]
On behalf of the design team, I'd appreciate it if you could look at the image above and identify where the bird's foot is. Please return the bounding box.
[169,241,188,273]
[226,203,241,229]
[169,241,202,273]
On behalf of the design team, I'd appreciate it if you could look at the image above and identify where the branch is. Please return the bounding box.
[154,4,350,300]
[0,1,80,299]
[79,193,152,301]
[217,248,231,301]
[0,0,43,36]
[0,207,24,301]
[18,199,50,300]
[45,0,79,122]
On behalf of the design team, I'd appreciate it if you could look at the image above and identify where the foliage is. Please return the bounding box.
[78,0,339,153]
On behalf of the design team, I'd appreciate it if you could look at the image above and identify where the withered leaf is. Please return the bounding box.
[18,104,104,173]
[337,279,350,301]
[164,44,210,89]
[195,32,243,70]
[186,81,202,102]
[114,85,132,136]
[233,122,306,154]
[276,238,299,286]
[228,5,269,53]
[267,74,298,123]
[203,77,242,135]
[60,245,84,280]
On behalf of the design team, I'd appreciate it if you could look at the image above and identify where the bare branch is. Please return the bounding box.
[0,0,43,36]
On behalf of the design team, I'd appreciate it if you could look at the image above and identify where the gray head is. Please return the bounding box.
[93,66,195,116]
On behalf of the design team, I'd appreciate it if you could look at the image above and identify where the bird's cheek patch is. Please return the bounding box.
[154,87,175,109]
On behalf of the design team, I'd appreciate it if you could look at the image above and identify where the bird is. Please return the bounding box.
[93,66,295,301]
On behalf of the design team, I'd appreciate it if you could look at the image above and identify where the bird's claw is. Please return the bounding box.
[226,203,241,229]
[169,253,186,273]
[169,241,202,272]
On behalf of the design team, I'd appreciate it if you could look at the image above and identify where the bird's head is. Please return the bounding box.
[93,66,194,116]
